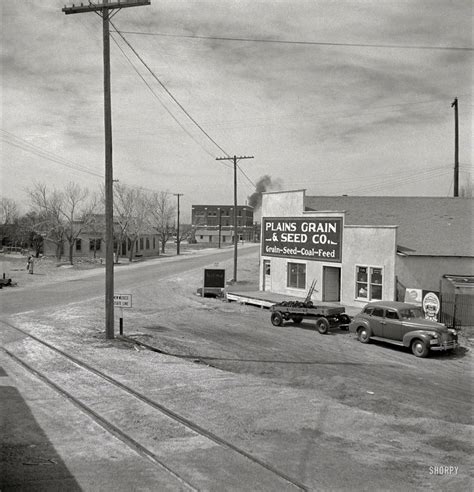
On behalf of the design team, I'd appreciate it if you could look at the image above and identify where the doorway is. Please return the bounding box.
[263,260,271,291]
[323,266,341,302]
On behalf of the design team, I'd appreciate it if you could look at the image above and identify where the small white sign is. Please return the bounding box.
[114,294,132,308]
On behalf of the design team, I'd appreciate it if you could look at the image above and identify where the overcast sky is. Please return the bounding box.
[1,0,472,220]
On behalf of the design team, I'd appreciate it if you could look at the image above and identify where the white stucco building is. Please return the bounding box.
[259,190,473,319]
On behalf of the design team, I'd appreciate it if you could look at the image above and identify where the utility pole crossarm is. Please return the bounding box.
[63,1,150,15]
[215,155,254,282]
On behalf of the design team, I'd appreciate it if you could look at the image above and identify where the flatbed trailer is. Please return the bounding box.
[270,302,351,334]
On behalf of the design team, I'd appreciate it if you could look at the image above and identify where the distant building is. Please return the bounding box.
[42,215,161,260]
[191,205,257,244]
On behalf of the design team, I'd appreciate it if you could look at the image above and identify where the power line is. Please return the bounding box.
[345,169,451,195]
[237,164,256,188]
[110,32,218,159]
[1,129,104,178]
[118,30,474,52]
[110,23,231,158]
[1,129,178,196]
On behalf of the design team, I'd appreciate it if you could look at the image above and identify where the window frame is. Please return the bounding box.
[355,265,383,301]
[89,238,101,251]
[287,262,306,290]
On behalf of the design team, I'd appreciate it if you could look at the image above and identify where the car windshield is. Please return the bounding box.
[399,307,424,319]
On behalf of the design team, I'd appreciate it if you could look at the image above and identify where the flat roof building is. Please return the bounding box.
[260,190,473,327]
[191,205,257,244]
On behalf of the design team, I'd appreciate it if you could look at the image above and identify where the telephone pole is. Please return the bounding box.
[216,155,254,282]
[174,193,183,255]
[63,0,150,339]
[451,97,459,197]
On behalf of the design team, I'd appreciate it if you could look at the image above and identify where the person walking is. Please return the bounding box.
[27,256,34,274]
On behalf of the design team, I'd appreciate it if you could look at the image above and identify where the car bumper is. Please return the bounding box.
[430,340,458,351]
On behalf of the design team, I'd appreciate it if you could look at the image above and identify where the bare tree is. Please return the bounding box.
[29,183,66,260]
[28,182,96,263]
[113,184,152,262]
[148,191,176,253]
[0,197,19,224]
[15,211,45,257]
[127,190,152,261]
[113,184,136,262]
[62,183,98,265]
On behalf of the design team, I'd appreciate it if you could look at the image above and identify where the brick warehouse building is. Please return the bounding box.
[260,190,473,327]
[191,205,257,245]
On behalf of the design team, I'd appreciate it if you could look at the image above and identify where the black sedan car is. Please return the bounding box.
[348,301,458,357]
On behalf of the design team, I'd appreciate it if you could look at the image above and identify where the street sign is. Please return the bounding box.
[113,294,132,308]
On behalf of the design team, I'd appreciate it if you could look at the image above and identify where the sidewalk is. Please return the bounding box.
[225,282,361,317]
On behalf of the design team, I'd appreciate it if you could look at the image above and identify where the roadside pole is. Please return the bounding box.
[216,155,254,281]
[62,0,150,339]
[174,193,183,255]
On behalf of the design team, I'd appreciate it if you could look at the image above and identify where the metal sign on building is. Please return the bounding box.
[262,217,343,262]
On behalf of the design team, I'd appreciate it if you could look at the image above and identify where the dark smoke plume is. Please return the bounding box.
[248,175,283,210]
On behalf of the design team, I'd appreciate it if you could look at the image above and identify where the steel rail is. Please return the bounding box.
[2,320,308,491]
[1,346,197,491]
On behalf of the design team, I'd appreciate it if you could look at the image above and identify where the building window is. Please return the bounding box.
[153,237,156,249]
[287,262,306,289]
[75,238,82,251]
[146,238,150,249]
[90,238,101,251]
[139,238,144,250]
[356,266,383,300]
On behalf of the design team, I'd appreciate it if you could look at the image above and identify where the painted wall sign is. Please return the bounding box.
[262,217,342,262]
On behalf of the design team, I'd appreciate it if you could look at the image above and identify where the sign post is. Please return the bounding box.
[113,294,132,335]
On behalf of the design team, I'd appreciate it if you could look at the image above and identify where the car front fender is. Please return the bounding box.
[348,319,370,334]
[402,330,435,348]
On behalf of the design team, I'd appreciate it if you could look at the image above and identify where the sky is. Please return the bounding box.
[1,0,473,221]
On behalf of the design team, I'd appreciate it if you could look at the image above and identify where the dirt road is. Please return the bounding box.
[1,247,472,490]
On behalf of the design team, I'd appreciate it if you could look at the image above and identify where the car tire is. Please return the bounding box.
[340,314,351,325]
[316,317,330,334]
[271,312,283,326]
[292,316,303,325]
[411,339,429,358]
[357,327,371,343]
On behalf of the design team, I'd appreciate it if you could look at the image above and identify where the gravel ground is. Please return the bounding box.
[2,247,473,490]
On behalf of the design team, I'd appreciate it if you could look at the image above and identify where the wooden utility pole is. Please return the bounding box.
[451,97,459,197]
[63,0,150,340]
[216,155,254,282]
[218,207,222,249]
[174,193,183,255]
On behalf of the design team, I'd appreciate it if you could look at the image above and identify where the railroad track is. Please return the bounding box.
[1,320,308,491]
